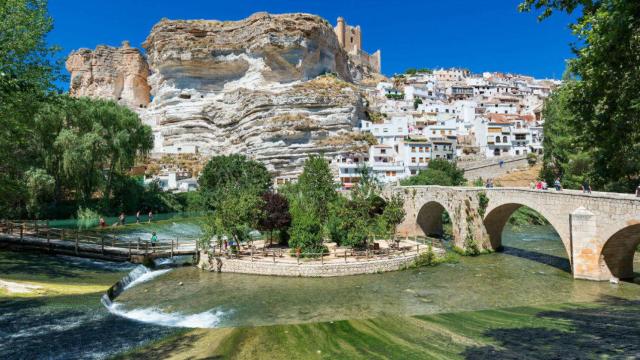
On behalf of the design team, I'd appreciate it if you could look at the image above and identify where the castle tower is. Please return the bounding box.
[335,17,345,47]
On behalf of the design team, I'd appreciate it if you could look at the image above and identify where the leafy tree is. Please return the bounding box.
[0,0,60,217]
[288,197,325,255]
[199,154,271,209]
[50,97,153,205]
[405,68,417,75]
[400,159,465,186]
[258,192,291,246]
[381,193,406,239]
[296,155,336,220]
[211,190,264,247]
[24,168,55,219]
[326,167,389,248]
[521,0,640,191]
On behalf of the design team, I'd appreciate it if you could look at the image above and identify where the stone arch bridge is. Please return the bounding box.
[391,186,640,281]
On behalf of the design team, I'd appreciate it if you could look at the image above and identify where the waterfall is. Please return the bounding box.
[101,259,228,328]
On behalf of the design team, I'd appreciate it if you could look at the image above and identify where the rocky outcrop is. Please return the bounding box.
[141,13,365,175]
[67,13,368,176]
[66,41,151,111]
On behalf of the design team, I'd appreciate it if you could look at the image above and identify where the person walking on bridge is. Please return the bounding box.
[150,231,158,252]
[581,179,592,194]
[554,178,562,191]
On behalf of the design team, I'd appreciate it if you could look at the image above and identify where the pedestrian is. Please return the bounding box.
[136,210,140,224]
[150,231,158,251]
[499,159,504,168]
[581,179,592,194]
[485,179,491,188]
[119,212,125,226]
[536,180,542,190]
[529,181,535,190]
[636,185,640,197]
[99,217,106,228]
[542,181,548,190]
[223,239,228,251]
[148,210,153,223]
[554,178,562,191]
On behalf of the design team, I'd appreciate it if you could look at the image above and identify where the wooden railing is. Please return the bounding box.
[206,236,444,265]
[0,220,198,261]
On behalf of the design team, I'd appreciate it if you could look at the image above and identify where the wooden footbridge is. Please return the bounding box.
[0,221,198,263]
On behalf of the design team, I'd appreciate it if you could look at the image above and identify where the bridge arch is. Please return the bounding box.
[599,224,640,279]
[416,201,454,238]
[482,202,570,260]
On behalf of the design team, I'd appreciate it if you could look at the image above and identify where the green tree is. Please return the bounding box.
[296,155,336,220]
[199,154,271,209]
[381,193,406,239]
[288,197,325,255]
[0,0,60,217]
[211,190,264,247]
[50,97,153,206]
[521,0,640,191]
[23,168,55,219]
[401,159,465,186]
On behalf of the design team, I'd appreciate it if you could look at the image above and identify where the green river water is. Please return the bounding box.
[1,220,639,359]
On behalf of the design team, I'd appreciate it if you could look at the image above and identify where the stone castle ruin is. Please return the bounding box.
[334,17,381,74]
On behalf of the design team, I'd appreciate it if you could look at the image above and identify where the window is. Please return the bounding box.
[515,150,520,155]
[411,157,416,163]
[380,149,386,154]
[503,136,508,143]
[418,147,423,152]
[411,146,416,152]
[496,136,501,143]
[411,170,417,175]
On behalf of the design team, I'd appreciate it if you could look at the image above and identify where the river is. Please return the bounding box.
[1,220,638,359]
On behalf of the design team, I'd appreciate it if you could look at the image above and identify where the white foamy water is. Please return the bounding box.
[123,268,171,290]
[106,303,228,328]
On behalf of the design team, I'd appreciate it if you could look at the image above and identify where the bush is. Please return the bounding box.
[401,159,465,186]
[76,207,101,230]
[527,153,538,165]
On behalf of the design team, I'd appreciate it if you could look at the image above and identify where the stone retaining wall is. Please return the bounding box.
[197,251,426,277]
[461,156,529,181]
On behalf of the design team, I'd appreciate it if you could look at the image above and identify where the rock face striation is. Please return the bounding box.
[67,13,368,176]
[66,41,151,111]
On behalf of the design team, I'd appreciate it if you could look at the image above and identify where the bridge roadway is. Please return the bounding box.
[392,186,640,281]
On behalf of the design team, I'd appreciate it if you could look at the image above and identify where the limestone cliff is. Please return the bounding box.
[66,41,151,111]
[66,13,368,176]
[141,12,365,175]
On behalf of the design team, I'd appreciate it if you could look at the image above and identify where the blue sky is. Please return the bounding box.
[48,0,576,84]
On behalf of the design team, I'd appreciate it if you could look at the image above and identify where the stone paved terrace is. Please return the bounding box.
[391,186,640,281]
